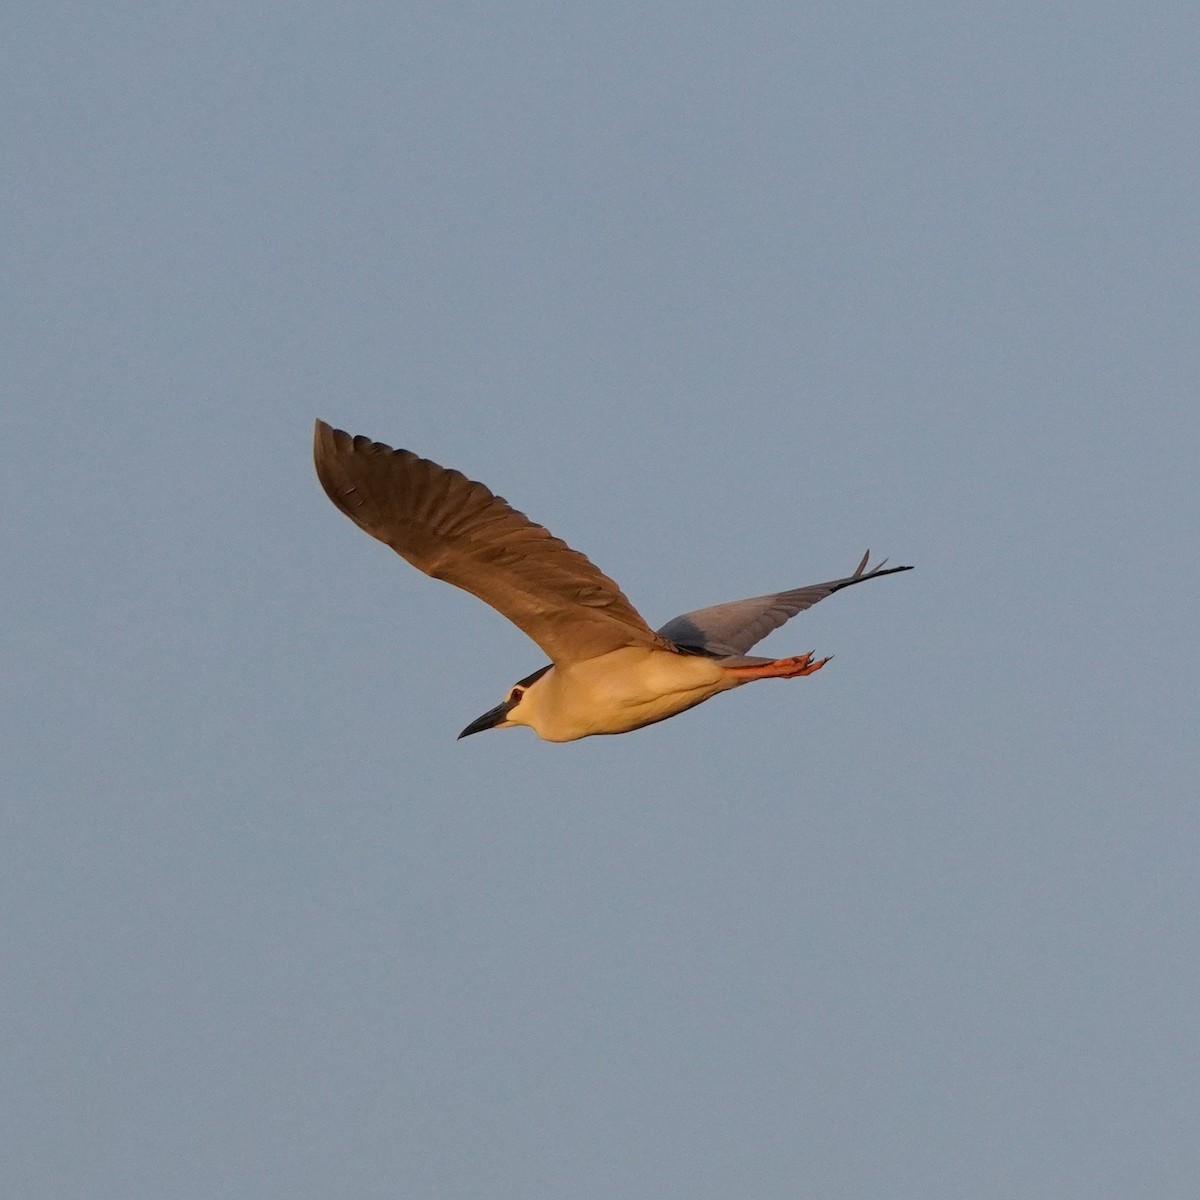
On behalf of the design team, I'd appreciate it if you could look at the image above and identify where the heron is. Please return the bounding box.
[314,420,911,742]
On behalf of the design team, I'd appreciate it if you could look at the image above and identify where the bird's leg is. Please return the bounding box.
[723,653,832,681]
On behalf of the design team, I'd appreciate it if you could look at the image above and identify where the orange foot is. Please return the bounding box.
[723,652,832,681]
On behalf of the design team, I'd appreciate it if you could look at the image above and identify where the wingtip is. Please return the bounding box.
[313,420,352,493]
[855,550,916,580]
[314,419,352,466]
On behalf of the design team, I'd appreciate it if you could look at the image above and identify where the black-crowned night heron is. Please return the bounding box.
[314,420,912,742]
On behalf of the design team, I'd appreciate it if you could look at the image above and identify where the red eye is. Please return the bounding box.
[509,688,523,704]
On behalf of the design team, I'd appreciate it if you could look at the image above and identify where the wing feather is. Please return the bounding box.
[657,552,912,657]
[314,421,666,663]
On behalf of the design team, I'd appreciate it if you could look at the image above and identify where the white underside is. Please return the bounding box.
[508,647,736,742]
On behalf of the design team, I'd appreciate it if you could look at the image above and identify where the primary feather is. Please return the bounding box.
[656,552,913,656]
[313,421,670,664]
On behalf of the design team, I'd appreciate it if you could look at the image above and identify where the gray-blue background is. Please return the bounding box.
[6,3,1197,1196]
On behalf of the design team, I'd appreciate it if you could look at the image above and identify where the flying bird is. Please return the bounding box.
[313,420,912,742]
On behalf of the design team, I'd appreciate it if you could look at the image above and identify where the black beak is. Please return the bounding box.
[457,699,514,740]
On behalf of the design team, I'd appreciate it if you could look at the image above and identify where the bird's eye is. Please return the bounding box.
[509,688,523,704]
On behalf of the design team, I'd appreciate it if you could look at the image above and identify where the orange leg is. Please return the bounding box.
[722,652,832,681]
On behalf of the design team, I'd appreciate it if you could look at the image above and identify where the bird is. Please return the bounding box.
[313,420,912,742]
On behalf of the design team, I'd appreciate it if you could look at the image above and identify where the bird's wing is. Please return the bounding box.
[657,552,913,656]
[314,421,669,664]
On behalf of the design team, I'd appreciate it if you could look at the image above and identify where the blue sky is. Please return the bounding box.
[5,3,1198,1197]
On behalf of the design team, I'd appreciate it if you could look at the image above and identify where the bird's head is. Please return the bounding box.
[458,664,552,739]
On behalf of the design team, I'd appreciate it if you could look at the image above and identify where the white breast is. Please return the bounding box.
[522,648,732,741]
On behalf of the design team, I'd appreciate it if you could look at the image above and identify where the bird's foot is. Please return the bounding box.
[724,652,832,681]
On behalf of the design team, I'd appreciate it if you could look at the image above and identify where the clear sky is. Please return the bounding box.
[5,3,1198,1197]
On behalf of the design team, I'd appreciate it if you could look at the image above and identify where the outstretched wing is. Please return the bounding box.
[656,552,913,657]
[314,421,669,664]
